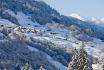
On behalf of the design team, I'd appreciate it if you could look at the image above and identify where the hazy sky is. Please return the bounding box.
[43,0,104,19]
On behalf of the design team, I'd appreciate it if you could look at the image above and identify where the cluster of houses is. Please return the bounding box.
[0,24,68,41]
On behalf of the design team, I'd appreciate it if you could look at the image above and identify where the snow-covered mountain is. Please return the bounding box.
[69,13,104,27]
[0,0,104,70]
[69,13,85,21]
[88,17,104,27]
[1,0,104,40]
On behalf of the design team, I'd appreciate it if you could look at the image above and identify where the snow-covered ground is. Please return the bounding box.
[34,0,43,2]
[27,45,67,70]
[4,10,39,26]
[0,19,16,25]
[27,46,39,52]
[0,22,104,70]
[20,24,104,59]
[92,64,99,70]
[85,47,103,58]
[46,54,67,70]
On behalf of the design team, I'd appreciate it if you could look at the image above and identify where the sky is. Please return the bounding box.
[43,0,104,19]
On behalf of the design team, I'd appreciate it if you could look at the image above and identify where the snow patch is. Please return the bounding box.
[27,45,67,70]
[85,47,102,58]
[34,0,43,2]
[0,19,15,25]
[92,64,99,70]
[46,54,67,70]
[70,13,85,21]
[27,46,39,52]
[101,18,104,23]
[5,10,39,26]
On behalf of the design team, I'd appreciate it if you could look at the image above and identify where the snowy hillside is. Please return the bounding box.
[0,23,104,69]
[0,0,104,70]
[1,0,104,41]
[4,10,39,26]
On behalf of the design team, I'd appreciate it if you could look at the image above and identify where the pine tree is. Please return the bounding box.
[68,48,79,70]
[68,42,93,70]
[21,63,33,70]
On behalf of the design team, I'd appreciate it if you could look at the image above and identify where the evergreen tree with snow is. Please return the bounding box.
[98,53,104,70]
[39,65,45,70]
[68,42,93,70]
[21,63,33,70]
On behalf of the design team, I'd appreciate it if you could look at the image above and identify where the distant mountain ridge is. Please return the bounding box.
[69,13,104,27]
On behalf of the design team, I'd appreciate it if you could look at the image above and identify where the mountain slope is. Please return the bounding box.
[0,0,104,70]
[0,0,60,25]
[1,0,104,41]
[0,23,104,70]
